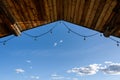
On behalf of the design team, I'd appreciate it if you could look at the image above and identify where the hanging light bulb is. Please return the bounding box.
[34,38,37,41]
[84,36,86,40]
[117,41,119,46]
[34,37,37,41]
[50,30,52,34]
[117,43,119,46]
[68,29,71,33]
[59,21,62,24]
[3,41,6,45]
[100,33,102,37]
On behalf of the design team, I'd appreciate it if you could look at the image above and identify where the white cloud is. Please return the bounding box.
[67,64,101,76]
[15,68,25,74]
[26,60,31,63]
[53,40,63,47]
[30,66,33,69]
[104,61,112,64]
[67,62,120,76]
[72,78,78,80]
[51,74,64,80]
[54,42,57,46]
[51,73,79,80]
[59,40,63,43]
[101,62,120,75]
[51,74,73,80]
[31,76,40,80]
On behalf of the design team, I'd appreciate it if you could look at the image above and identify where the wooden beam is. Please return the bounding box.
[95,0,113,30]
[103,1,120,37]
[11,23,21,36]
[84,0,96,27]
[0,1,21,36]
[80,0,91,25]
[90,0,105,28]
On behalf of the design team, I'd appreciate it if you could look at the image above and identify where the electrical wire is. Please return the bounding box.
[0,21,119,46]
[62,21,99,38]
[22,22,58,39]
[0,35,15,45]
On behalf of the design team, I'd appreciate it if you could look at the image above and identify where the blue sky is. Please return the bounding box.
[0,21,120,80]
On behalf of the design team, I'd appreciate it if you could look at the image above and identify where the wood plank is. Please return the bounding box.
[109,12,120,36]
[62,0,65,20]
[31,0,44,20]
[22,0,34,28]
[91,0,106,29]
[76,0,85,24]
[70,0,77,22]
[113,26,120,37]
[96,0,117,31]
[0,0,21,36]
[0,0,15,24]
[30,0,45,27]
[87,0,102,28]
[53,0,57,21]
[4,0,20,22]
[56,0,60,20]
[0,23,11,37]
[0,13,12,37]
[73,0,80,24]
[105,1,120,26]
[66,0,72,21]
[63,0,71,21]
[47,0,54,22]
[56,0,64,20]
[95,0,113,30]
[63,0,68,21]
[84,0,98,27]
[80,0,91,26]
[11,0,26,30]
[44,0,51,23]
[60,0,64,20]
[11,0,31,30]
[17,21,48,30]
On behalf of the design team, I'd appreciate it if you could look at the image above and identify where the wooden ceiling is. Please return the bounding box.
[0,0,120,38]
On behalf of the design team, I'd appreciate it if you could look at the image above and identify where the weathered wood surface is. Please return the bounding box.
[0,0,120,38]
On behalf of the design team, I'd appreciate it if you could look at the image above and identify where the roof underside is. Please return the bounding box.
[0,0,120,38]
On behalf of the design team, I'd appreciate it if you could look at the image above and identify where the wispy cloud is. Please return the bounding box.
[51,73,73,80]
[104,61,113,64]
[72,78,78,80]
[51,74,64,80]
[53,40,63,47]
[26,60,31,63]
[54,42,57,46]
[101,62,120,75]
[59,40,63,43]
[30,66,33,69]
[67,64,101,76]
[30,76,40,80]
[15,68,25,74]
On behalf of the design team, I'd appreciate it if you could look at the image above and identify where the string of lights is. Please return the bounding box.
[0,35,15,45]
[109,37,120,46]
[61,21,99,40]
[0,21,120,46]
[22,22,58,40]
[62,21,120,46]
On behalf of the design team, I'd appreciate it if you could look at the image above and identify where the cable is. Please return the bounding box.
[109,37,120,46]
[0,35,15,45]
[22,22,58,40]
[62,21,99,38]
[0,21,119,46]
